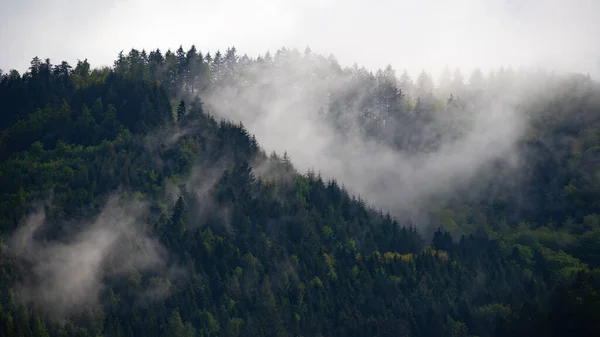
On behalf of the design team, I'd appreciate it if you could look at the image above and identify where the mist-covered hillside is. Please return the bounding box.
[0,47,599,337]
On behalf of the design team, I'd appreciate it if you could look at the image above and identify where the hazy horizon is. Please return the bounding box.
[1,0,599,79]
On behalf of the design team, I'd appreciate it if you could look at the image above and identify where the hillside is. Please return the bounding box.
[0,48,599,337]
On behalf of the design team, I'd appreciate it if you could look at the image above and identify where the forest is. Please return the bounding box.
[0,45,599,337]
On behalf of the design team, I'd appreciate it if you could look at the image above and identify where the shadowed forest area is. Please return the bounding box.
[0,46,599,337]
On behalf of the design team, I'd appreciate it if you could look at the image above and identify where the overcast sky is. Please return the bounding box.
[1,0,599,78]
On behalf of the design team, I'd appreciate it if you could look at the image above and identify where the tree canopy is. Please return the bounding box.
[0,47,599,337]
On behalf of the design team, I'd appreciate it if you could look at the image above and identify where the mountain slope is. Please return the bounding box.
[0,50,599,337]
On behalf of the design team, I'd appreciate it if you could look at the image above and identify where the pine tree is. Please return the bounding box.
[172,195,188,238]
[177,100,186,121]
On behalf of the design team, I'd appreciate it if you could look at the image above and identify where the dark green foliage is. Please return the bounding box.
[177,101,186,121]
[0,49,599,337]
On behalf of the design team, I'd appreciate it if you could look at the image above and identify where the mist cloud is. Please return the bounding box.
[196,52,556,225]
[9,196,170,319]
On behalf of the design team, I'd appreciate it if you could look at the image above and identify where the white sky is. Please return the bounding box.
[1,0,599,78]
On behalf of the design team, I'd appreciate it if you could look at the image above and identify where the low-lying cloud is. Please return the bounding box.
[9,196,170,319]
[198,52,549,224]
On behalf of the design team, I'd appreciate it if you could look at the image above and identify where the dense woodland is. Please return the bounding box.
[0,45,599,337]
